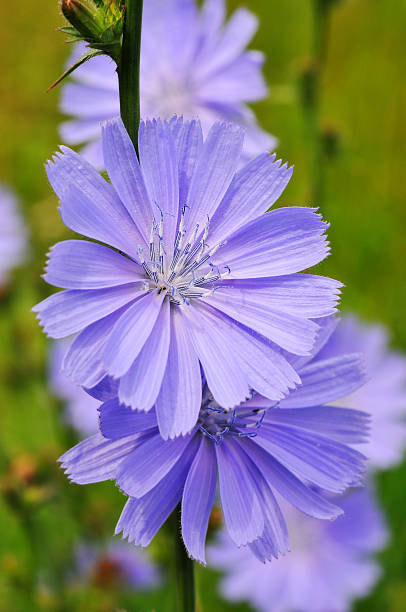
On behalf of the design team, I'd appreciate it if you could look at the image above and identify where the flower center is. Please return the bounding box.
[197,391,267,445]
[137,205,231,305]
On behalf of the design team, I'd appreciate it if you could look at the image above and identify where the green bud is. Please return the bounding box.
[49,0,124,90]
[59,0,124,62]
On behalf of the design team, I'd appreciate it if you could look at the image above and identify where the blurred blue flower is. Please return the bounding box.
[59,0,276,168]
[33,116,342,439]
[49,340,99,436]
[0,185,27,287]
[209,487,388,612]
[74,539,160,590]
[318,315,406,469]
[59,327,368,565]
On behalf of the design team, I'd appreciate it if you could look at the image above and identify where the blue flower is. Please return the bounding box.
[60,0,275,168]
[59,328,368,565]
[209,487,388,612]
[0,185,27,287]
[318,315,406,470]
[49,340,99,436]
[34,117,341,439]
[74,540,160,590]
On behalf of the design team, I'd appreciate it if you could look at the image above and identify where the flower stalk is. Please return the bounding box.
[117,0,143,154]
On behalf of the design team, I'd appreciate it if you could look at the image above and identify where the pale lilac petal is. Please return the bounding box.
[155,308,202,439]
[63,304,136,387]
[181,436,217,564]
[119,300,171,411]
[205,291,320,355]
[181,302,250,408]
[280,354,367,408]
[32,284,144,339]
[116,432,194,497]
[183,302,299,404]
[46,148,144,258]
[138,119,179,249]
[103,290,165,377]
[172,118,203,205]
[196,8,258,80]
[209,153,293,244]
[213,207,330,278]
[44,240,143,289]
[185,122,244,241]
[102,118,154,241]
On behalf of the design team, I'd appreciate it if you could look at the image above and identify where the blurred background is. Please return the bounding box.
[0,0,405,610]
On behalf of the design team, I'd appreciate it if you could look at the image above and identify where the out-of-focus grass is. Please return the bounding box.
[0,0,405,610]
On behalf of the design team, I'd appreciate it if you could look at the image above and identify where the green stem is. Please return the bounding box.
[301,0,333,204]
[173,504,195,612]
[118,0,143,153]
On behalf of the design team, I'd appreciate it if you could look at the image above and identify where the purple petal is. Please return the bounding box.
[213,207,330,278]
[59,433,140,484]
[246,462,289,561]
[216,438,264,546]
[115,436,199,547]
[85,376,119,402]
[44,240,143,289]
[103,290,165,377]
[242,438,343,520]
[155,307,202,439]
[266,406,370,444]
[99,398,157,440]
[181,436,217,564]
[32,284,144,339]
[257,424,366,493]
[119,299,171,411]
[280,353,367,408]
[116,431,193,497]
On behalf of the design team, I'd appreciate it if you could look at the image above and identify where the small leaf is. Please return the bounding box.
[47,49,103,92]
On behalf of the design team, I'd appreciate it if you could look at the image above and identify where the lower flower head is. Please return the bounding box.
[60,323,369,565]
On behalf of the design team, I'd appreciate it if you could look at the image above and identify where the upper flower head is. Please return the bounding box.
[60,0,275,167]
[209,486,388,612]
[34,116,342,439]
[0,185,27,287]
[60,328,369,565]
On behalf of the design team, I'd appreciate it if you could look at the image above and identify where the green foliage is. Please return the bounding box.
[0,0,405,610]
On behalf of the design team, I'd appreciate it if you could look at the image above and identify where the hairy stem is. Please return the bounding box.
[173,503,195,612]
